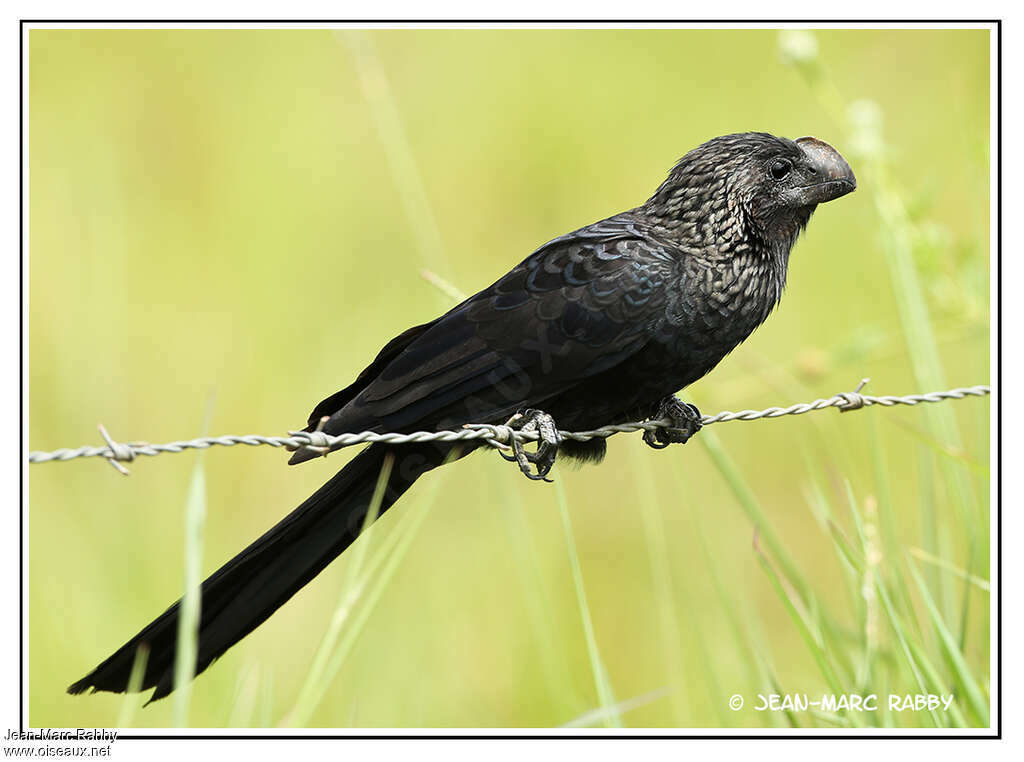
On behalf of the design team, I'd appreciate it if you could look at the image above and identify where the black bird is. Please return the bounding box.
[69,132,855,702]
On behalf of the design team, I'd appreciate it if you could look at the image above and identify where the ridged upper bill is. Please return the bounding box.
[792,136,857,206]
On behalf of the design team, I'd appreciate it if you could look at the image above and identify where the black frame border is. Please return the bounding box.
[19,17,1003,741]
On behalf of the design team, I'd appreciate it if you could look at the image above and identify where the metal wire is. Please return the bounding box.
[27,382,991,473]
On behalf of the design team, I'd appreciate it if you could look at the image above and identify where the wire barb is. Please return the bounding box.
[837,377,871,412]
[97,424,134,475]
[286,416,333,459]
[28,382,991,471]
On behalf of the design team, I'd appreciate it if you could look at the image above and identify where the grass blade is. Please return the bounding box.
[170,389,216,727]
[554,480,621,728]
[907,558,989,726]
[226,665,260,728]
[699,427,808,602]
[339,30,452,278]
[561,687,668,728]
[287,453,394,724]
[873,573,941,728]
[283,448,460,727]
[629,446,690,723]
[685,476,773,727]
[115,644,149,729]
[753,535,844,699]
[498,487,578,718]
[172,449,206,727]
[909,547,990,592]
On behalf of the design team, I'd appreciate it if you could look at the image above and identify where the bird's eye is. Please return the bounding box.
[769,159,792,180]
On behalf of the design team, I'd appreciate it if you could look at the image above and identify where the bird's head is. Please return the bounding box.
[644,132,856,256]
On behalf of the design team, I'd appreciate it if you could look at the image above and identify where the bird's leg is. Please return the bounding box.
[498,409,562,482]
[643,395,703,450]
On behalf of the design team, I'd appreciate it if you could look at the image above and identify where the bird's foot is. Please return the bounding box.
[643,396,703,450]
[498,409,562,482]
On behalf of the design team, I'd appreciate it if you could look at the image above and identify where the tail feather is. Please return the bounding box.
[68,442,452,702]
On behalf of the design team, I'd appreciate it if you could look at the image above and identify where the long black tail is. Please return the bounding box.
[68,442,454,702]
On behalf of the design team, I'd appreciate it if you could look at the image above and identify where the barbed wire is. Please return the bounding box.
[27,380,991,474]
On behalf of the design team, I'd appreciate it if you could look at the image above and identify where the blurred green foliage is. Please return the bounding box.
[28,28,990,729]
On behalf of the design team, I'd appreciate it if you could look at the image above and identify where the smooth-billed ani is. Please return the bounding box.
[69,132,856,702]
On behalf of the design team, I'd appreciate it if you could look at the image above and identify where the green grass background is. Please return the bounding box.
[28,28,991,729]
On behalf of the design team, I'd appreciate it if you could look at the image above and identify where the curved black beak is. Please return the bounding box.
[790,136,856,206]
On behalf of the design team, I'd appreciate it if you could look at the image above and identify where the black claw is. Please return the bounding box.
[643,396,703,451]
[503,409,561,481]
[642,429,671,449]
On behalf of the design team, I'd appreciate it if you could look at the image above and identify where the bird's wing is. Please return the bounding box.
[309,217,678,436]
[302,320,440,428]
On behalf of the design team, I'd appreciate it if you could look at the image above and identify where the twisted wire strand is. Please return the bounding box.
[27,384,991,470]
